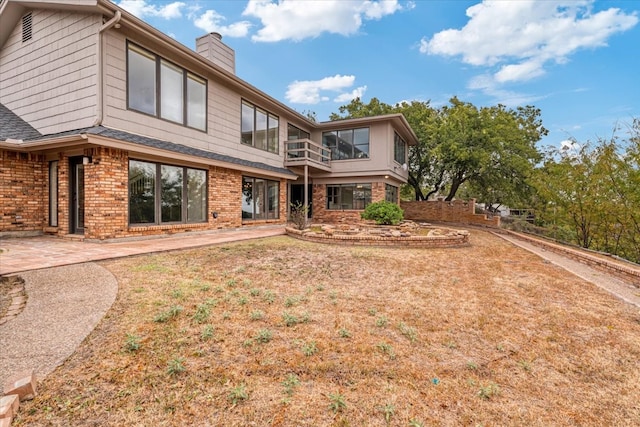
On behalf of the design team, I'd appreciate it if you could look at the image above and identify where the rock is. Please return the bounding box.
[3,370,37,401]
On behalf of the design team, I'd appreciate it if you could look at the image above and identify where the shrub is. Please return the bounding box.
[360,201,404,225]
[289,201,309,230]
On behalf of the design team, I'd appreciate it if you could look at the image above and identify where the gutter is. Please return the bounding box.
[0,134,89,151]
[93,10,121,126]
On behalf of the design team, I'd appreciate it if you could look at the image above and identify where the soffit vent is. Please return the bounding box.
[22,13,33,42]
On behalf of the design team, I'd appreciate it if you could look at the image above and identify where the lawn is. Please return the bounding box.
[13,231,640,426]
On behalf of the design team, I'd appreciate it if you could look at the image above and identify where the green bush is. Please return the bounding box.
[360,201,404,225]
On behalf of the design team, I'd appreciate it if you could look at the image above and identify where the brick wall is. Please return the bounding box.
[401,198,500,228]
[209,166,243,229]
[0,150,46,235]
[84,147,129,240]
[1,147,287,240]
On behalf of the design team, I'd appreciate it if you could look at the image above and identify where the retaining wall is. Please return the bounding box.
[401,198,499,228]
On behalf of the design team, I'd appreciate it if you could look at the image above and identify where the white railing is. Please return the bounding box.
[285,138,331,169]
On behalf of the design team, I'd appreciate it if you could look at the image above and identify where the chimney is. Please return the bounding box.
[195,32,235,74]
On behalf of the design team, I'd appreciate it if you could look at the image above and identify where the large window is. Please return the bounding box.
[287,124,310,140]
[129,160,207,225]
[322,128,369,160]
[242,176,280,220]
[394,132,406,164]
[326,183,371,210]
[385,184,398,203]
[241,100,279,154]
[127,43,207,131]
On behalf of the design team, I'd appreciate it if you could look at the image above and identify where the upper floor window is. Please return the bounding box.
[394,132,406,164]
[287,124,310,140]
[127,43,207,131]
[241,100,279,154]
[322,128,369,160]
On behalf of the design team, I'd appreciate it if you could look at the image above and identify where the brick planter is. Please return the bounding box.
[285,225,470,248]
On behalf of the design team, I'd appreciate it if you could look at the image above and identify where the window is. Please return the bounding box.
[322,128,369,160]
[287,124,310,140]
[326,183,371,210]
[129,160,207,225]
[242,176,280,220]
[241,100,279,154]
[49,161,58,226]
[286,124,310,159]
[385,184,398,203]
[394,132,406,164]
[127,43,207,131]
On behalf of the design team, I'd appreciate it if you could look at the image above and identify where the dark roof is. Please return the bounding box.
[0,103,41,141]
[26,125,296,177]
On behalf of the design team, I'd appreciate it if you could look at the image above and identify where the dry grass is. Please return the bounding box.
[13,231,640,426]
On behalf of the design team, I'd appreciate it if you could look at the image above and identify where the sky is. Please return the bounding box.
[114,0,640,149]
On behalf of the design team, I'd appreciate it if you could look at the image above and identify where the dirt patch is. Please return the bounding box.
[11,231,640,426]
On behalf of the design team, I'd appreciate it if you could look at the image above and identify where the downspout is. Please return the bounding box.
[94,10,121,126]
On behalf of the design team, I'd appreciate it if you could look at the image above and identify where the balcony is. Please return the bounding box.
[284,138,332,172]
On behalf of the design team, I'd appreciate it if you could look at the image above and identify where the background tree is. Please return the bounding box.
[533,121,640,262]
[330,97,546,204]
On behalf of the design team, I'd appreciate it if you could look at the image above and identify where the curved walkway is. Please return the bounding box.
[0,263,117,386]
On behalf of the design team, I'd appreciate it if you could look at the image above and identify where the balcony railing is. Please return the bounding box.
[284,138,331,171]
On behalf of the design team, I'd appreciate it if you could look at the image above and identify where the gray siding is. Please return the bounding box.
[102,31,287,172]
[0,9,100,134]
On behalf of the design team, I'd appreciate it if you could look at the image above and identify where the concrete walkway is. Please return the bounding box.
[495,232,640,308]
[0,263,117,385]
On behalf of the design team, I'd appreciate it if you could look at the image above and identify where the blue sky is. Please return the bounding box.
[115,0,639,148]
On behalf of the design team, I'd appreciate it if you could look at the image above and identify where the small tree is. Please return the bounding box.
[361,201,404,225]
[289,201,309,230]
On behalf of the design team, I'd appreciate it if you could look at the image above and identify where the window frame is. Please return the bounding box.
[385,183,398,204]
[326,183,372,210]
[240,100,280,154]
[394,132,407,165]
[322,127,370,160]
[128,159,208,226]
[242,176,280,220]
[126,41,208,132]
[49,161,58,226]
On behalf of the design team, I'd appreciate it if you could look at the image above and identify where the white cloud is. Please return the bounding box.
[420,0,638,86]
[243,0,403,42]
[117,0,186,19]
[286,75,366,104]
[193,10,252,37]
[334,86,368,103]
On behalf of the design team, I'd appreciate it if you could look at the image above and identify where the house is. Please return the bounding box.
[0,0,418,241]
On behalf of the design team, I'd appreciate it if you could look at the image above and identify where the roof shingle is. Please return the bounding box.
[0,103,41,141]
